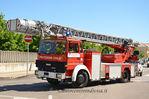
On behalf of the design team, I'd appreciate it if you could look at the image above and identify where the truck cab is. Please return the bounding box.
[35,37,85,86]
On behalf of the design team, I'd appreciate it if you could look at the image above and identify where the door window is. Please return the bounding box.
[69,42,79,53]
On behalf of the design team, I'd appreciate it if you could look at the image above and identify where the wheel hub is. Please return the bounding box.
[78,74,85,84]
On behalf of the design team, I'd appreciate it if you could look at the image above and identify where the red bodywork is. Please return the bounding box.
[102,44,138,63]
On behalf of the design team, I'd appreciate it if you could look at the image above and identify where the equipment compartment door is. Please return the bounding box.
[109,65,121,79]
[92,53,101,80]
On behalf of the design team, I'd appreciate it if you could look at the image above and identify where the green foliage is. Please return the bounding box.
[0,13,40,52]
[133,48,144,59]
[139,52,144,59]
[0,13,27,51]
[83,42,114,54]
[0,31,27,51]
[101,44,115,54]
[29,35,41,52]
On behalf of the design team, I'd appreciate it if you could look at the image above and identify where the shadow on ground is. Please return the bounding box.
[0,80,127,92]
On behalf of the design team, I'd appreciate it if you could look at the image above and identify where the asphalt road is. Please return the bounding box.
[0,65,149,99]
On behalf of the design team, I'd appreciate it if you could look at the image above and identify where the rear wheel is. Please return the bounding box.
[72,71,89,88]
[139,72,142,76]
[121,70,130,83]
[147,64,149,68]
[47,78,60,85]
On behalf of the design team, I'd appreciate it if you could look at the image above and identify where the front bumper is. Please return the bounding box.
[35,70,66,80]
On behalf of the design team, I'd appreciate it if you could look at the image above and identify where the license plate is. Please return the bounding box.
[44,72,49,75]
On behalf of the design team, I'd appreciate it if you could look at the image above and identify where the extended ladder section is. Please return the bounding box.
[6,18,133,45]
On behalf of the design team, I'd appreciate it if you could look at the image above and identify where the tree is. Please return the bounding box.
[29,35,41,52]
[0,13,27,51]
[133,48,144,59]
[0,13,41,52]
[83,42,114,54]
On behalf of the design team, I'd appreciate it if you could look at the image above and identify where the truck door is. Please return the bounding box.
[67,41,83,67]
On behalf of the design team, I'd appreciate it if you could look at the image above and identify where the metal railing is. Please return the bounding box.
[0,51,37,63]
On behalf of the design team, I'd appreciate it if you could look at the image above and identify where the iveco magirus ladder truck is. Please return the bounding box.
[6,18,139,87]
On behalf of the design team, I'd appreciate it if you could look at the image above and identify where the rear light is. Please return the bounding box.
[65,65,68,71]
[106,67,109,72]
[105,66,109,79]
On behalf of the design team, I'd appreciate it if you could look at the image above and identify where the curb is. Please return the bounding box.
[0,71,35,79]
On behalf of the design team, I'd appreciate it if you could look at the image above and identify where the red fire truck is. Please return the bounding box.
[7,19,139,87]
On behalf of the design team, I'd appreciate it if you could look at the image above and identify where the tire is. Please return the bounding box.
[140,72,142,76]
[72,71,89,88]
[47,78,60,85]
[121,70,130,83]
[147,64,149,68]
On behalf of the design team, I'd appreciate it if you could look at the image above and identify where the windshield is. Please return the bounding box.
[38,40,66,54]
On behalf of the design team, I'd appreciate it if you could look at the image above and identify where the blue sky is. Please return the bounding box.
[1,0,149,43]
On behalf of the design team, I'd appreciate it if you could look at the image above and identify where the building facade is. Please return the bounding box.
[136,43,149,60]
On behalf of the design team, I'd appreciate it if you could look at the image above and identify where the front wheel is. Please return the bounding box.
[121,70,130,83]
[72,71,89,88]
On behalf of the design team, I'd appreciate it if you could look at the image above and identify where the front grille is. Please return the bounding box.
[36,60,67,73]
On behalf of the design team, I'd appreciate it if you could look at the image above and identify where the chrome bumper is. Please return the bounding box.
[35,70,66,80]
